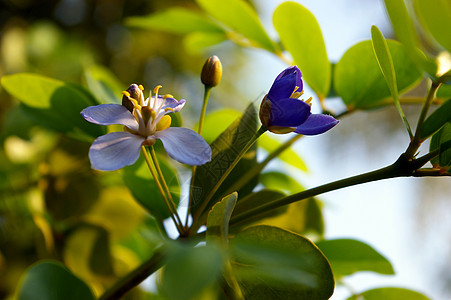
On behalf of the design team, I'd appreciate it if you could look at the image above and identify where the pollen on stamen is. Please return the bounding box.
[121,91,131,98]
[153,85,163,95]
[305,97,313,105]
[138,84,144,91]
[163,94,174,99]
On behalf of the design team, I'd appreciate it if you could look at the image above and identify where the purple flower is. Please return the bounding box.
[259,66,338,134]
[81,84,211,171]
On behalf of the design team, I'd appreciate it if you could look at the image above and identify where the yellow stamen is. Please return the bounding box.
[153,85,163,95]
[164,107,174,113]
[138,84,144,91]
[121,91,130,98]
[163,94,174,99]
[305,97,313,105]
[156,115,171,131]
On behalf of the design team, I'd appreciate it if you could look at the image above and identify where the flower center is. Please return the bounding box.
[121,84,173,137]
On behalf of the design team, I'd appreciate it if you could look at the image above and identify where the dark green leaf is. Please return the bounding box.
[383,0,437,76]
[122,153,180,220]
[316,238,394,277]
[88,226,115,276]
[422,99,451,138]
[429,123,451,166]
[192,104,258,218]
[334,40,422,108]
[273,2,331,98]
[196,0,276,52]
[17,261,94,300]
[161,244,223,300]
[230,225,334,300]
[414,0,451,53]
[347,287,430,300]
[125,7,224,34]
[1,73,105,141]
[207,192,237,244]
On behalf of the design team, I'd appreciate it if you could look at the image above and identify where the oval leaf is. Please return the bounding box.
[334,40,422,108]
[230,225,334,300]
[196,0,276,52]
[316,238,394,277]
[273,1,331,98]
[347,287,430,300]
[17,260,94,300]
[414,0,451,53]
[1,73,105,141]
[207,192,238,244]
[422,99,451,139]
[429,122,451,167]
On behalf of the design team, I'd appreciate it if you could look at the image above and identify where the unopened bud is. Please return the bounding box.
[201,55,222,87]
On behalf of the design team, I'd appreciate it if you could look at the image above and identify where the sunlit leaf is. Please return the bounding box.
[161,244,223,300]
[347,287,430,300]
[273,1,331,98]
[260,171,303,194]
[207,192,237,244]
[316,238,394,277]
[383,0,437,76]
[371,25,412,137]
[1,73,105,141]
[230,225,334,300]
[334,40,422,108]
[421,99,451,139]
[84,65,124,104]
[429,122,451,167]
[17,261,94,300]
[183,32,228,54]
[414,0,451,53]
[196,0,276,52]
[122,154,180,220]
[260,134,307,171]
[125,7,224,34]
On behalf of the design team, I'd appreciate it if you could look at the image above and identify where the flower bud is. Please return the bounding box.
[201,55,222,87]
[122,84,142,112]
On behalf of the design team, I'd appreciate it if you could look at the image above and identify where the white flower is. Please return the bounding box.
[81,84,211,171]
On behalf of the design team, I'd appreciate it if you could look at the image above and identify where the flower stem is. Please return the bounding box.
[99,246,166,300]
[405,81,442,157]
[149,146,183,229]
[185,86,213,228]
[191,126,267,232]
[141,146,184,235]
[230,153,416,226]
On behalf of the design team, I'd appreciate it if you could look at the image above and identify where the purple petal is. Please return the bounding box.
[275,66,303,91]
[268,98,311,127]
[162,97,186,113]
[81,104,138,131]
[267,72,298,101]
[155,127,211,165]
[294,114,339,135]
[89,131,144,171]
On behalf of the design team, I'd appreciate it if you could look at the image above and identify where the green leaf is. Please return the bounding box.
[383,0,437,76]
[273,1,331,98]
[421,99,451,139]
[122,153,180,220]
[316,238,394,277]
[334,40,422,108]
[371,25,412,137]
[88,226,115,276]
[84,65,124,104]
[347,287,430,300]
[1,73,105,141]
[414,0,451,53]
[195,0,276,52]
[260,171,303,194]
[125,7,224,35]
[230,225,334,300]
[192,104,258,218]
[17,260,95,300]
[260,134,307,171]
[437,84,451,98]
[202,109,307,171]
[207,192,237,244]
[161,244,223,300]
[183,32,228,54]
[429,122,451,167]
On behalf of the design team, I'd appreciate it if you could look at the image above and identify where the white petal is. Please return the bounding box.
[89,132,144,171]
[81,104,138,131]
[155,127,211,165]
